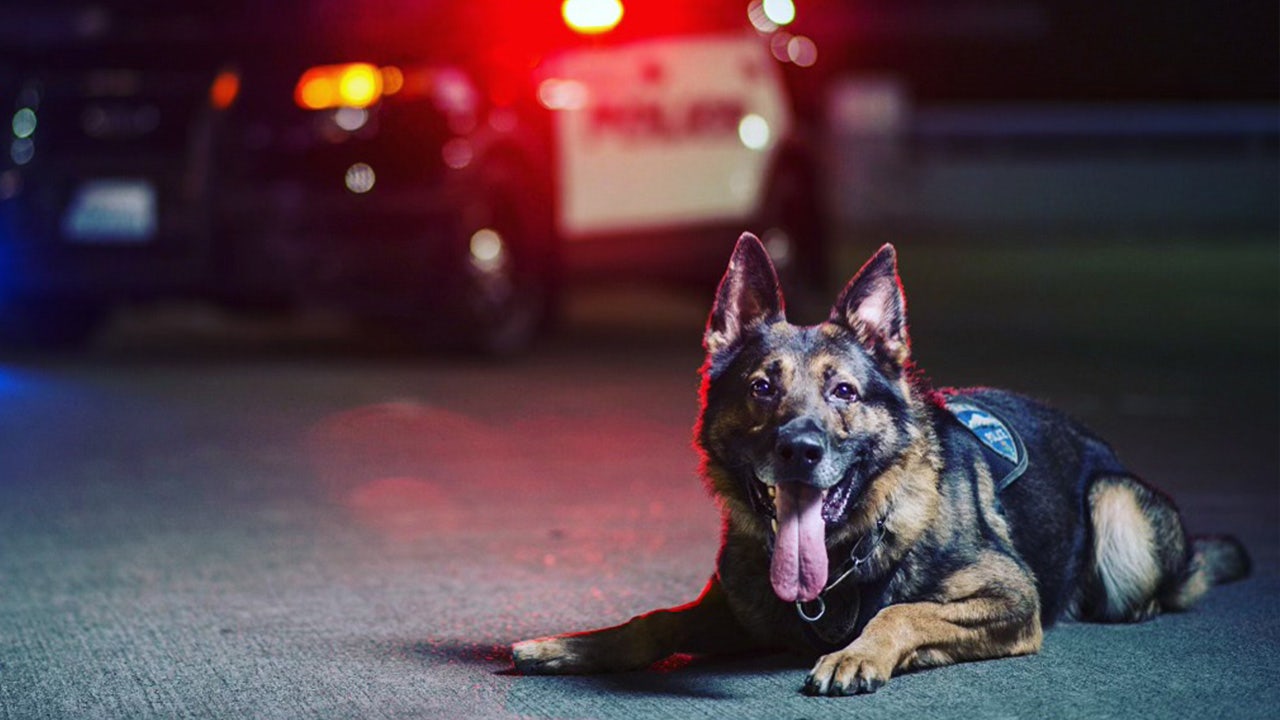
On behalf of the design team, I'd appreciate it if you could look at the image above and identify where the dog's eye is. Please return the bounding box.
[750,378,775,399]
[832,382,859,401]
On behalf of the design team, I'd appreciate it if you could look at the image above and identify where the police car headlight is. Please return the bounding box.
[469,228,507,275]
[738,114,771,150]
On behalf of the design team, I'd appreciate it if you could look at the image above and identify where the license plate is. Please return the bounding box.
[61,179,157,243]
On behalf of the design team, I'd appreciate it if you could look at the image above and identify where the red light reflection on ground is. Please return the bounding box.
[306,400,711,551]
[308,402,494,542]
[345,476,459,542]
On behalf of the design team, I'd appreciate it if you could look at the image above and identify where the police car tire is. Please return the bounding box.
[453,163,557,356]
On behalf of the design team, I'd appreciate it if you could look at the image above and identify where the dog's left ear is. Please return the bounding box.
[831,243,910,366]
[705,233,785,355]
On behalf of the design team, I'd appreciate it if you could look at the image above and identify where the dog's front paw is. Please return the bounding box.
[804,649,891,696]
[513,634,630,675]
[512,637,583,675]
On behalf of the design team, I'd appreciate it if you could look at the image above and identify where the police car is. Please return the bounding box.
[0,0,826,352]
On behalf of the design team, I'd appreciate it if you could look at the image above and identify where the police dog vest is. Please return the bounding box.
[943,395,1028,492]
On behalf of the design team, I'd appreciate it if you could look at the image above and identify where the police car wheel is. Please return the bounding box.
[0,297,105,351]
[453,173,556,356]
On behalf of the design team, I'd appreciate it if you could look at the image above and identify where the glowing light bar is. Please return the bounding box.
[562,0,624,35]
[209,70,240,110]
[763,0,796,26]
[749,0,795,32]
[381,66,405,96]
[295,63,385,110]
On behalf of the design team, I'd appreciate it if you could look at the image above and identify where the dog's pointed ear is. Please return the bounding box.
[831,243,910,366]
[705,233,785,355]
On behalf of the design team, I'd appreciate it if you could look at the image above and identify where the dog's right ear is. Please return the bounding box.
[831,243,910,367]
[705,233,785,355]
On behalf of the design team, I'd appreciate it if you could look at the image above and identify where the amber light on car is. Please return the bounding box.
[294,63,402,110]
[209,70,240,110]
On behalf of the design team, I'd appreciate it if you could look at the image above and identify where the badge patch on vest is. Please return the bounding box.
[946,401,1020,464]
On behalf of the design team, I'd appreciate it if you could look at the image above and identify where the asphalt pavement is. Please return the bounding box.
[1,240,1276,719]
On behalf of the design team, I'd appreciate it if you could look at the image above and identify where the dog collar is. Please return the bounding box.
[795,516,886,623]
[750,477,893,641]
[791,514,889,651]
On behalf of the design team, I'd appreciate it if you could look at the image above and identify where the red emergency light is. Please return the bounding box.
[562,0,624,34]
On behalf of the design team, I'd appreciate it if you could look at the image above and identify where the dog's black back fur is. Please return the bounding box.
[934,388,1130,624]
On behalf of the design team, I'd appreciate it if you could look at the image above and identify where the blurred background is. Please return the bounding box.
[0,0,1275,354]
[0,2,1276,716]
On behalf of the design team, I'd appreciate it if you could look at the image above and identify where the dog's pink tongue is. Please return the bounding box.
[770,483,828,602]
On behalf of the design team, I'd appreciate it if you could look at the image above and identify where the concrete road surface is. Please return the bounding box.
[1,241,1276,718]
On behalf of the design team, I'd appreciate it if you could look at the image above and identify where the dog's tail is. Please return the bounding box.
[1083,475,1251,622]
[1165,535,1252,610]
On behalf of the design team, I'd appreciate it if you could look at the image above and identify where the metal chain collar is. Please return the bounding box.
[794,515,887,624]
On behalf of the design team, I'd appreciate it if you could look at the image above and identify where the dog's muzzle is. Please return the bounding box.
[775,417,827,482]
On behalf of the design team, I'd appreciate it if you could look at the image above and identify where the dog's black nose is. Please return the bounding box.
[776,417,826,474]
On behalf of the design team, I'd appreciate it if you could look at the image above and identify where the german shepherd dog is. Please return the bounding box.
[512,234,1250,695]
